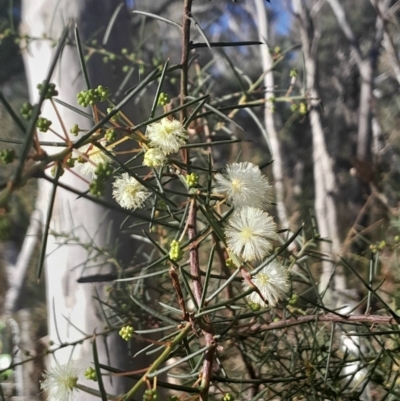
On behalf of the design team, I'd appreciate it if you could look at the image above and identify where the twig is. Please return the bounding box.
[187,199,215,401]
[247,313,400,332]
[180,0,193,121]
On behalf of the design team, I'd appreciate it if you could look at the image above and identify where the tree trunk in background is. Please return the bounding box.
[292,0,343,306]
[327,0,389,162]
[21,1,137,397]
[253,0,290,230]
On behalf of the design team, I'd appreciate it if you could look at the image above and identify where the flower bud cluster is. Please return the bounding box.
[157,92,170,106]
[185,172,198,188]
[84,366,97,381]
[89,162,113,197]
[119,325,134,341]
[169,239,183,261]
[143,389,158,401]
[77,85,109,107]
[0,148,15,164]
[20,102,33,120]
[105,128,116,142]
[37,82,58,99]
[36,117,52,132]
[70,124,81,136]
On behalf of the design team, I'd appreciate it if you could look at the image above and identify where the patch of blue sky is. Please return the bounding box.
[268,1,291,36]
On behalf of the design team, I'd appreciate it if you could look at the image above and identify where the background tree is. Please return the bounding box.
[20,0,140,397]
[2,1,400,400]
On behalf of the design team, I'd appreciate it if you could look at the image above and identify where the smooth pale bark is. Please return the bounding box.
[292,0,342,305]
[253,0,290,230]
[327,0,389,161]
[376,0,400,85]
[4,210,41,314]
[21,1,137,398]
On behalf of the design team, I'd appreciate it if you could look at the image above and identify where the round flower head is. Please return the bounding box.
[214,161,273,209]
[244,260,289,307]
[225,207,277,262]
[40,360,81,401]
[143,148,167,168]
[146,117,188,155]
[112,173,151,210]
[75,140,113,177]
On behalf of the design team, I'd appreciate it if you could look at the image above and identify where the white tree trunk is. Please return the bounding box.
[21,1,136,398]
[292,0,342,305]
[327,0,389,161]
[253,0,290,230]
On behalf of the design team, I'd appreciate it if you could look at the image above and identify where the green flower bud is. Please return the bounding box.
[225,258,236,269]
[66,158,75,168]
[0,148,15,164]
[70,123,80,136]
[36,117,52,132]
[299,102,308,115]
[157,92,170,106]
[143,389,158,401]
[37,81,58,98]
[185,172,199,188]
[169,239,183,261]
[84,366,97,381]
[119,325,134,341]
[20,102,33,120]
[249,302,261,312]
[105,129,117,142]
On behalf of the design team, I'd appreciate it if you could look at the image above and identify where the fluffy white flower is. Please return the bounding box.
[244,260,289,307]
[225,207,277,261]
[146,117,188,155]
[214,162,273,209]
[75,140,112,177]
[40,360,81,401]
[143,148,167,167]
[112,173,151,210]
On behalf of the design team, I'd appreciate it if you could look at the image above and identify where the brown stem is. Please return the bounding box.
[180,0,193,121]
[245,313,400,333]
[187,199,215,400]
[213,233,234,309]
[236,343,259,398]
[179,0,193,166]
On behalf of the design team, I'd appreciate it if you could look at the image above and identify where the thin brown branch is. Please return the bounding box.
[187,199,215,401]
[247,313,399,333]
[180,0,193,121]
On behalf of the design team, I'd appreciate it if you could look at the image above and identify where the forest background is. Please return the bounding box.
[0,0,400,400]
